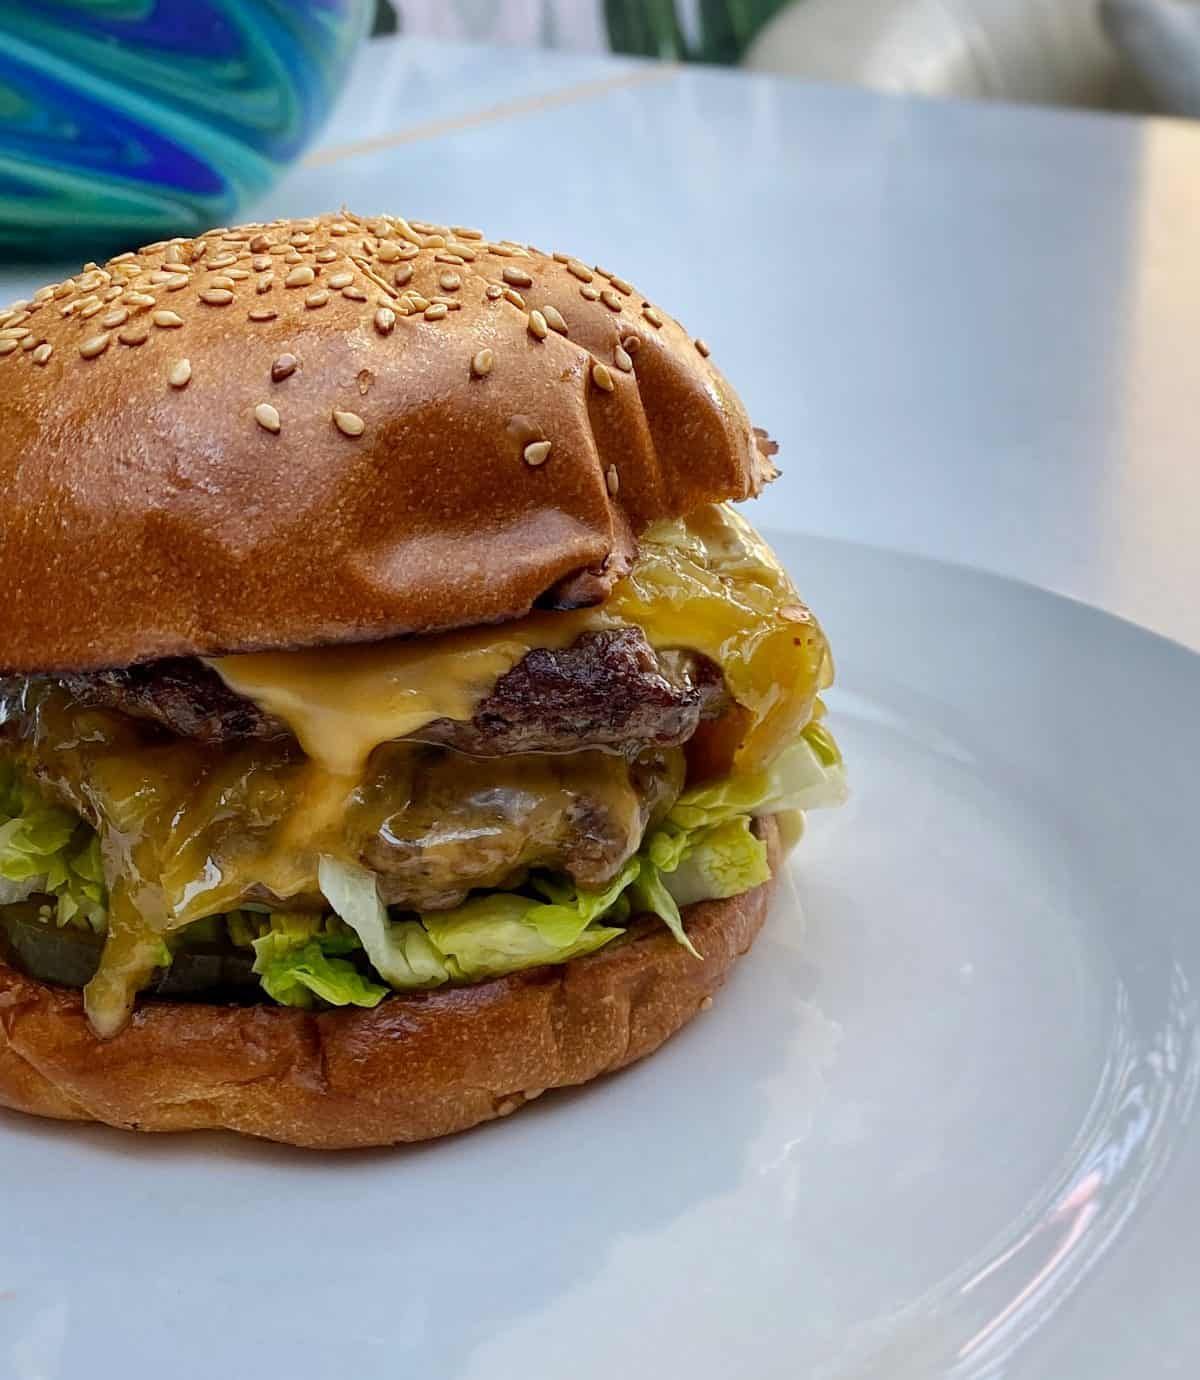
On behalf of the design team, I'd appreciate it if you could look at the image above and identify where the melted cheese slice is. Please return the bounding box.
[209,505,832,776]
[210,614,600,777]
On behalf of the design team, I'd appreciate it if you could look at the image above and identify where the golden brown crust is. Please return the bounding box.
[0,819,778,1149]
[0,213,776,674]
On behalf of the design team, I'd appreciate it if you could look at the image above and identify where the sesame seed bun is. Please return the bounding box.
[0,818,778,1150]
[0,212,776,675]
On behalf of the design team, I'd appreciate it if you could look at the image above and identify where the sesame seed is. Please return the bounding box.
[452,226,484,240]
[249,234,271,253]
[315,247,338,264]
[471,348,494,378]
[305,289,330,309]
[695,338,711,357]
[110,251,136,264]
[502,287,526,309]
[268,243,288,255]
[404,292,430,312]
[333,409,365,437]
[33,285,54,303]
[592,362,615,391]
[609,275,633,295]
[779,604,811,623]
[153,309,183,328]
[552,252,570,264]
[424,302,448,321]
[567,260,594,282]
[594,265,613,279]
[255,402,281,433]
[435,252,465,266]
[485,284,504,300]
[423,233,447,249]
[168,358,191,388]
[208,254,236,270]
[148,271,174,284]
[393,265,414,288]
[124,292,156,310]
[445,244,477,261]
[226,268,251,281]
[606,465,619,495]
[271,353,298,381]
[542,304,567,334]
[79,332,111,358]
[0,341,16,357]
[327,271,354,289]
[284,250,302,265]
[249,255,270,274]
[614,345,633,372]
[289,232,310,247]
[374,307,395,335]
[163,242,185,264]
[117,324,150,346]
[502,266,533,288]
[79,301,104,320]
[100,308,128,329]
[523,440,551,467]
[527,309,548,340]
[0,326,30,340]
[621,334,641,353]
[343,286,367,301]
[397,244,420,261]
[21,335,39,351]
[600,289,623,312]
[580,285,601,301]
[200,288,234,306]
[284,265,315,288]
[642,305,664,327]
[256,274,274,294]
[248,307,278,322]
[699,995,714,1012]
[376,241,402,263]
[32,342,53,365]
[439,271,461,292]
[53,283,76,300]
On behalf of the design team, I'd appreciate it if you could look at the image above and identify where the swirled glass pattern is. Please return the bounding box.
[0,0,370,257]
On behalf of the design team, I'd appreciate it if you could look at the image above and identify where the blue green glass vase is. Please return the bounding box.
[0,0,372,258]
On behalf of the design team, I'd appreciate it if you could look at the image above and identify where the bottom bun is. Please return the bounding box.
[0,818,779,1150]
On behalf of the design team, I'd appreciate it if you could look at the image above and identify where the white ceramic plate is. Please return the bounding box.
[6,532,1200,1379]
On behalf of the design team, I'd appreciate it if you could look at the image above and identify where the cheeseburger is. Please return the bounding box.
[0,212,845,1148]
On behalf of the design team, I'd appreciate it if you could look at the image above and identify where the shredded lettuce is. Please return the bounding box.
[665,722,847,833]
[0,765,107,931]
[249,911,385,1010]
[318,856,628,987]
[317,858,451,989]
[659,816,772,909]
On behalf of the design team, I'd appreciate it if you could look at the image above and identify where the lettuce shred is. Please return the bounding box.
[0,764,107,932]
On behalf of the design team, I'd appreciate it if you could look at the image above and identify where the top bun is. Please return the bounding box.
[0,212,777,674]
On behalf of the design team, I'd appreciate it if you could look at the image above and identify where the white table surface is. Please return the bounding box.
[5,35,1199,650]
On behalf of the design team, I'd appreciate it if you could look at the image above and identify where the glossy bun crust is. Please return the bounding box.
[0,820,777,1149]
[0,212,776,675]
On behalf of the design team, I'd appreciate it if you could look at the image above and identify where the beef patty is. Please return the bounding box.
[50,628,726,757]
